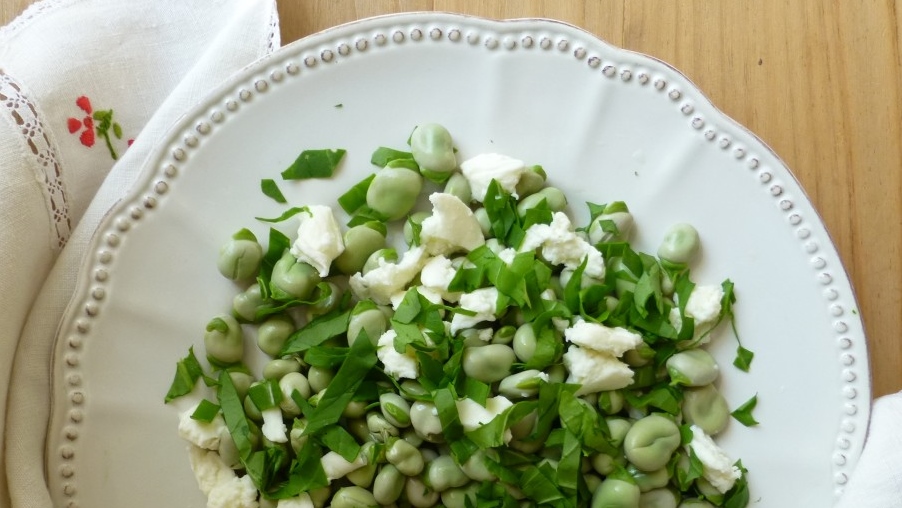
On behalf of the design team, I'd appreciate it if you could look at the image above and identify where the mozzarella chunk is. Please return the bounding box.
[564,319,643,357]
[260,407,288,443]
[349,246,428,305]
[460,152,526,202]
[376,330,418,380]
[289,205,345,277]
[178,403,227,450]
[456,396,514,442]
[321,450,367,481]
[519,212,605,279]
[188,445,236,497]
[689,425,742,493]
[562,346,634,395]
[206,474,259,508]
[420,255,461,302]
[276,494,315,508]
[684,284,724,324]
[420,193,485,255]
[449,287,500,335]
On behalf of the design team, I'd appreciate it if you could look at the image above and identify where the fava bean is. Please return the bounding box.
[362,248,399,274]
[441,484,479,508]
[270,251,321,301]
[462,344,516,383]
[682,384,730,436]
[367,166,424,220]
[343,400,368,419]
[588,201,635,244]
[373,464,406,505]
[677,500,715,508]
[598,390,624,415]
[515,165,547,198]
[639,488,680,508]
[498,369,547,399]
[607,417,633,448]
[380,392,412,428]
[262,358,301,380]
[591,453,626,476]
[347,302,389,347]
[666,349,720,387]
[289,419,308,454]
[232,283,265,322]
[629,465,671,492]
[346,461,378,488]
[403,211,431,247]
[460,449,497,482]
[409,401,444,443]
[217,233,263,281]
[256,314,295,357]
[584,473,603,495]
[694,478,724,505]
[203,315,244,365]
[623,414,682,472]
[492,325,517,345]
[227,371,254,400]
[334,223,387,275]
[473,207,493,238]
[516,187,568,217]
[217,427,240,468]
[405,475,440,507]
[385,438,425,476]
[330,486,378,508]
[306,282,342,319]
[425,455,469,492]
[306,366,334,393]
[657,223,700,265]
[443,172,472,203]
[399,380,429,401]
[513,324,537,363]
[410,123,458,182]
[592,478,641,508]
[278,372,311,416]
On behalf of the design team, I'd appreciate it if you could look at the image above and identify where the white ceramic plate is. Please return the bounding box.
[47,13,869,507]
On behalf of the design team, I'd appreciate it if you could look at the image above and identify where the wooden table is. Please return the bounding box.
[2,1,900,398]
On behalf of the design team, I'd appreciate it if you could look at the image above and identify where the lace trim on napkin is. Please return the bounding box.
[0,0,68,41]
[0,69,71,248]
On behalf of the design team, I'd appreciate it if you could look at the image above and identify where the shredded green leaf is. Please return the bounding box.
[281,148,346,180]
[731,394,760,427]
[164,347,204,403]
[260,178,287,203]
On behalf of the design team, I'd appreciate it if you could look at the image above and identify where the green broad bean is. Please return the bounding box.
[639,488,680,508]
[460,449,497,482]
[401,428,424,448]
[399,380,429,401]
[270,251,321,300]
[373,464,406,505]
[262,358,301,380]
[217,428,240,468]
[227,371,254,400]
[347,418,370,443]
[334,223,387,275]
[513,323,537,363]
[588,201,635,244]
[584,474,603,495]
[509,410,538,441]
[347,305,389,347]
[232,283,265,322]
[657,223,700,265]
[410,123,458,182]
[409,401,444,443]
[677,500,715,508]
[682,384,731,436]
[608,418,633,448]
[256,315,295,357]
[403,211,431,246]
[346,461,378,488]
[443,172,472,203]
[362,248,399,274]
[306,366,334,393]
[546,363,567,384]
[380,393,412,428]
[405,475,440,507]
[306,282,342,319]
[441,484,479,508]
[243,392,262,422]
[623,414,682,472]
[515,165,547,198]
[591,453,626,476]
[598,390,624,415]
[203,315,244,365]
[492,325,517,345]
[462,344,516,383]
[425,455,469,492]
[289,419,308,454]
[343,400,368,419]
[694,478,725,505]
[368,412,400,442]
[628,465,671,492]
[309,486,331,508]
[217,235,263,281]
[498,370,546,399]
[278,372,311,416]
[592,478,640,508]
[623,342,656,367]
[366,166,424,220]
[307,388,326,407]
[516,187,567,217]
[473,207,493,238]
[330,486,378,508]
[385,438,425,476]
[460,328,492,347]
[666,349,720,387]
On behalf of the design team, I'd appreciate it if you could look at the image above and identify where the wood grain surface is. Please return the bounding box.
[2,0,900,397]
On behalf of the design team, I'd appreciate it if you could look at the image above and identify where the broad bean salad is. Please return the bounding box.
[166,123,756,508]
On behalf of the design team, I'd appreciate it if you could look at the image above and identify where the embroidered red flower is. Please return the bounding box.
[66,95,128,160]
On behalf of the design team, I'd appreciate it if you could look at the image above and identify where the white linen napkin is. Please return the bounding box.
[0,1,279,506]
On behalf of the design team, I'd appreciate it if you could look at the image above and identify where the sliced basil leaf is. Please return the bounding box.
[731,394,760,427]
[281,148,345,180]
[189,399,220,422]
[164,347,204,403]
[261,178,287,203]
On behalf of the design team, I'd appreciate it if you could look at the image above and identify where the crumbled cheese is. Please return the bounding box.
[684,284,724,324]
[376,330,418,380]
[689,425,742,493]
[420,255,461,302]
[178,403,227,450]
[276,494,314,508]
[206,474,259,508]
[349,246,428,305]
[321,450,367,481]
[420,193,485,255]
[459,152,526,202]
[564,319,643,357]
[519,212,605,279]
[497,247,517,265]
[449,287,500,334]
[456,396,514,442]
[289,205,345,277]
[260,407,288,443]
[562,346,634,395]
[188,445,236,497]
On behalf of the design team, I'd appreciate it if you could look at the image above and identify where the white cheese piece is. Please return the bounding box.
[376,330,418,380]
[420,193,485,255]
[456,396,514,442]
[689,425,742,493]
[188,445,236,497]
[519,212,605,279]
[564,319,643,357]
[276,494,315,508]
[562,345,634,395]
[289,205,345,277]
[206,474,259,508]
[460,153,526,202]
[497,247,517,265]
[420,255,461,302]
[321,450,367,481]
[349,246,428,305]
[260,406,288,443]
[684,284,724,324]
[449,287,500,334]
[178,403,227,450]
